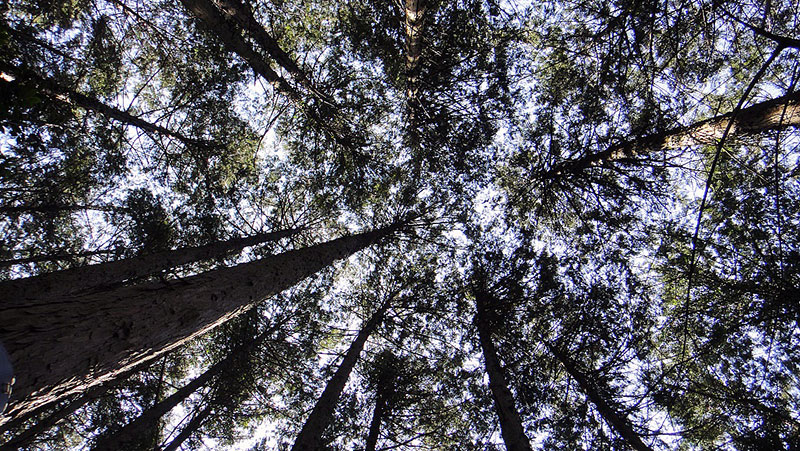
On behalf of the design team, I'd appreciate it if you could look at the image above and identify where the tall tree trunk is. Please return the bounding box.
[291,301,391,451]
[179,0,360,149]
[474,290,533,451]
[91,319,285,451]
[211,0,331,104]
[544,342,653,451]
[0,61,212,150]
[403,0,426,101]
[0,226,302,303]
[0,361,145,448]
[542,91,800,178]
[160,403,213,451]
[0,221,405,427]
[364,382,388,451]
[0,248,125,268]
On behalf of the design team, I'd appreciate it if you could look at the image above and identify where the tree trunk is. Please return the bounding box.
[403,0,426,98]
[211,0,330,104]
[0,226,302,303]
[179,0,360,149]
[474,290,533,451]
[291,301,390,451]
[90,320,284,451]
[160,403,213,451]
[542,91,800,178]
[0,222,403,427]
[364,384,387,451]
[0,61,212,150]
[544,342,653,451]
[0,204,130,215]
[0,248,125,268]
[0,361,144,449]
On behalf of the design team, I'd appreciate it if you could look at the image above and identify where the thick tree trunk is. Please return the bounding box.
[291,301,390,451]
[0,362,144,449]
[0,226,302,303]
[160,403,213,451]
[403,0,426,98]
[90,321,282,451]
[545,343,653,451]
[0,61,211,150]
[474,290,533,451]
[543,91,800,178]
[0,223,402,427]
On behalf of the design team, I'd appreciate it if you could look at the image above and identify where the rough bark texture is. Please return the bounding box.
[90,322,280,451]
[545,343,653,451]
[474,290,533,451]
[0,225,397,426]
[0,227,302,303]
[403,0,426,98]
[0,61,211,149]
[291,302,390,451]
[543,91,800,177]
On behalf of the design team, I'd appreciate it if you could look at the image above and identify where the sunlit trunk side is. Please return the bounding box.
[404,0,426,102]
[161,403,213,451]
[0,227,303,303]
[474,289,533,451]
[544,342,654,451]
[0,61,212,149]
[180,0,360,149]
[543,91,800,178]
[291,302,391,451]
[90,320,285,451]
[0,224,401,427]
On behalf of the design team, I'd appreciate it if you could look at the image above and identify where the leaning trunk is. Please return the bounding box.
[0,226,302,302]
[291,302,390,451]
[474,289,532,451]
[161,403,213,451]
[543,91,800,177]
[364,384,388,451]
[545,342,653,451]
[90,320,283,451]
[0,224,400,426]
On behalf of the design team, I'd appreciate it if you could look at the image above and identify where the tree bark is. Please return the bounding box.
[291,301,390,451]
[474,290,533,451]
[403,0,426,99]
[0,222,403,427]
[544,342,653,451]
[542,91,800,178]
[0,226,302,303]
[90,320,283,451]
[0,61,212,150]
[160,403,213,451]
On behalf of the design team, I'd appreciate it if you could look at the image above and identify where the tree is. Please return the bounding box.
[0,219,410,426]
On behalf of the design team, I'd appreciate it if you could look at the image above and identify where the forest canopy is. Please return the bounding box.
[0,0,799,449]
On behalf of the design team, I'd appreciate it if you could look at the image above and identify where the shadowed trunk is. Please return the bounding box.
[542,91,800,178]
[0,222,404,427]
[90,319,285,451]
[180,0,360,149]
[364,379,389,451]
[474,290,533,451]
[0,248,125,268]
[545,342,653,451]
[291,302,391,451]
[161,403,213,451]
[0,226,302,303]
